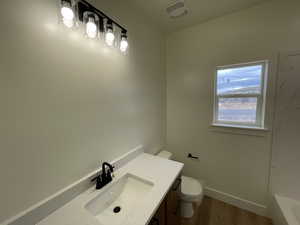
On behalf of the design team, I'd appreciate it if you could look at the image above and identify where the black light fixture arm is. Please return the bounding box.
[77,0,127,33]
[60,0,129,52]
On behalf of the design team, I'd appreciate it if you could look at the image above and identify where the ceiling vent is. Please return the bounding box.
[166,0,188,19]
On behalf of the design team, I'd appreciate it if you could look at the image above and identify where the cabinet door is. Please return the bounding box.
[167,178,181,225]
[151,199,166,225]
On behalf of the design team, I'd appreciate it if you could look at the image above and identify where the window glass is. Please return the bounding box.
[218,97,257,123]
[217,65,263,95]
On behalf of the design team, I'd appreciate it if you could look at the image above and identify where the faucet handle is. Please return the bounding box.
[109,165,115,172]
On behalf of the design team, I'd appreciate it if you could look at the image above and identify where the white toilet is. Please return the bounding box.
[157,151,203,218]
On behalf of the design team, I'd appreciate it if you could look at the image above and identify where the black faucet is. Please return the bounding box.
[91,162,114,190]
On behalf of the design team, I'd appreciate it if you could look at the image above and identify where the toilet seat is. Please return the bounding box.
[181,176,203,202]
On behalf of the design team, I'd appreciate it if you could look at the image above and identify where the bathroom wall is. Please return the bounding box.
[0,0,165,222]
[270,51,300,202]
[166,0,300,212]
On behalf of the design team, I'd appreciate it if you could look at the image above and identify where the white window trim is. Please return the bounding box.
[213,60,268,129]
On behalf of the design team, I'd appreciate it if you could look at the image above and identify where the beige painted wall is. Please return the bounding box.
[166,0,300,207]
[270,52,300,202]
[0,0,165,222]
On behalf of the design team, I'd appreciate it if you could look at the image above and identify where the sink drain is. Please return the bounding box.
[113,206,121,213]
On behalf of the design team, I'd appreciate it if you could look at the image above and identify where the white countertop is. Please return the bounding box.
[37,153,184,225]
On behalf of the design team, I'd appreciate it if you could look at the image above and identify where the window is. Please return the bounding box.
[213,61,268,129]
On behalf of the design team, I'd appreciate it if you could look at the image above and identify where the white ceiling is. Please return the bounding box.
[128,0,270,32]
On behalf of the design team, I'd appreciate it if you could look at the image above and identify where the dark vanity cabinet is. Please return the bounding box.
[149,177,181,225]
[151,200,166,225]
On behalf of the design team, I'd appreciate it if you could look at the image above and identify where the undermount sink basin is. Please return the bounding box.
[85,173,154,225]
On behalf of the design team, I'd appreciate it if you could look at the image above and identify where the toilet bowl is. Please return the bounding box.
[157,151,203,218]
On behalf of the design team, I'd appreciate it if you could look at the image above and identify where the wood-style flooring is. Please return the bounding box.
[183,197,272,225]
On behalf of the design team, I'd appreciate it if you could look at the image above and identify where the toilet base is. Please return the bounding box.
[180,197,203,218]
[180,201,194,218]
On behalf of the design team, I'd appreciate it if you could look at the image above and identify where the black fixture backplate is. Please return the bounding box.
[77,0,127,33]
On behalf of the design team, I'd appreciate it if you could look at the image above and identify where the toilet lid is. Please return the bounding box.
[181,176,203,197]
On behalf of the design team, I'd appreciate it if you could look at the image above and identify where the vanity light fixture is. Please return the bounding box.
[83,12,99,39]
[60,0,75,28]
[120,31,128,53]
[105,21,115,46]
[59,0,129,53]
[86,17,97,38]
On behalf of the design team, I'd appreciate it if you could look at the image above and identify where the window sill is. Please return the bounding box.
[211,123,269,131]
[210,123,270,136]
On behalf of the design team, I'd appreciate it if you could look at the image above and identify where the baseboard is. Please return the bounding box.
[205,187,268,217]
[1,145,144,225]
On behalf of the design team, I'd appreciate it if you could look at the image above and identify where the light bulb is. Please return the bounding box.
[61,3,74,28]
[105,28,115,46]
[61,6,74,20]
[120,37,128,52]
[86,17,97,39]
[63,18,74,28]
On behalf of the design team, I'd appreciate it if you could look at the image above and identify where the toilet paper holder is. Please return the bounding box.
[188,153,199,159]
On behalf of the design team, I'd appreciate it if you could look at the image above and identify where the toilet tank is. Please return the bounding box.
[157,151,173,159]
